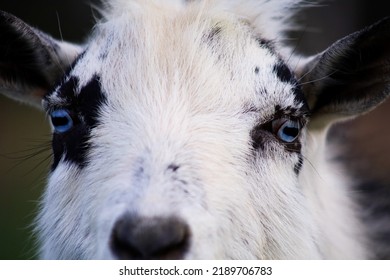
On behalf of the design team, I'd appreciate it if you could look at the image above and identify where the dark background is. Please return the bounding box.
[0,0,389,259]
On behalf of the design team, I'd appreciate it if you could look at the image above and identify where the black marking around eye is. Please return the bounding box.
[51,124,91,170]
[250,106,305,154]
[77,75,107,128]
[56,76,79,103]
[250,120,303,177]
[250,124,271,151]
[50,74,107,170]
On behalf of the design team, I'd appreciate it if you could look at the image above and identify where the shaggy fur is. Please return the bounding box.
[1,0,389,259]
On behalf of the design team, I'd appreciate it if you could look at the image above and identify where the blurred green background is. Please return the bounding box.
[0,0,390,259]
[0,0,95,259]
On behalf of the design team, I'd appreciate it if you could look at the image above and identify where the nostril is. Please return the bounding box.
[110,214,190,260]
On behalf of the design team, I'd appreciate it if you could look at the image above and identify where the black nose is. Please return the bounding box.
[110,214,190,259]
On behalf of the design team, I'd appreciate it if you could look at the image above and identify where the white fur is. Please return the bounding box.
[32,0,368,259]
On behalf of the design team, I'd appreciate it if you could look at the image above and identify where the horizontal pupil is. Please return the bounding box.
[52,116,70,127]
[283,126,299,137]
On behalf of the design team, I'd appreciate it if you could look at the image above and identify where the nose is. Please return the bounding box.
[110,214,190,259]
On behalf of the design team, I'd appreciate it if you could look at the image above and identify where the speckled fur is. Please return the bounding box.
[3,0,387,259]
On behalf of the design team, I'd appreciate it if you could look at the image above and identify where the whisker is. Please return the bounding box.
[284,147,323,180]
[0,140,52,176]
[274,24,309,99]
[1,142,51,160]
[301,154,323,180]
[56,11,64,43]
[56,17,71,77]
[286,25,309,68]
[23,153,52,177]
[298,69,337,86]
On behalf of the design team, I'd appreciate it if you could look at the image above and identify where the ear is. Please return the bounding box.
[297,17,390,130]
[0,11,82,109]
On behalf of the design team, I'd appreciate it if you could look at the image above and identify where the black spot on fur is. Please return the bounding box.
[273,61,294,84]
[99,49,108,60]
[204,25,222,44]
[49,75,107,170]
[254,67,260,74]
[255,37,275,53]
[178,180,188,186]
[242,103,259,114]
[272,61,310,112]
[292,86,309,111]
[294,154,304,174]
[242,238,250,246]
[167,164,180,172]
[134,166,145,180]
[99,33,116,60]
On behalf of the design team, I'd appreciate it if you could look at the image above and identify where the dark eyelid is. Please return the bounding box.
[261,108,308,128]
[43,94,72,115]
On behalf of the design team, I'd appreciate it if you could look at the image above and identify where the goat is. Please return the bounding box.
[0,0,389,259]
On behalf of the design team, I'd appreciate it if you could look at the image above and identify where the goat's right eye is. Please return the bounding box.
[50,109,74,133]
[272,118,301,143]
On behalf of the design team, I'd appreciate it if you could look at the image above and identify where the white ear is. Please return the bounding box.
[296,17,390,130]
[0,11,82,109]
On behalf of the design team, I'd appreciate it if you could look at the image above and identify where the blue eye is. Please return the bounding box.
[273,118,300,143]
[50,109,74,133]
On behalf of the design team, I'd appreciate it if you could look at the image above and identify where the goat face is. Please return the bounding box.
[40,13,314,259]
[1,1,389,259]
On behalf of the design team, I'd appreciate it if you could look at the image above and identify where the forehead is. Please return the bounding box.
[46,9,306,120]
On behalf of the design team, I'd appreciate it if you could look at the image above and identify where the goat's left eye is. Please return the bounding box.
[50,109,74,133]
[272,118,300,143]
